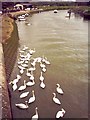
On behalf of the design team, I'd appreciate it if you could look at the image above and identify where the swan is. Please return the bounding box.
[40,81,46,89]
[28,90,35,104]
[40,62,46,68]
[56,84,64,95]
[19,53,26,58]
[42,67,46,72]
[26,69,32,77]
[36,57,42,63]
[12,83,18,91]
[29,48,35,55]
[18,60,24,64]
[20,91,29,99]
[40,71,44,81]
[20,69,24,74]
[31,61,36,67]
[44,57,50,65]
[56,108,66,118]
[22,45,28,51]
[15,101,28,109]
[21,63,28,68]
[19,49,24,53]
[53,93,61,105]
[26,53,32,60]
[32,107,38,120]
[9,78,19,85]
[9,75,21,85]
[18,65,25,70]
[28,67,36,71]
[25,60,29,64]
[26,80,35,87]
[30,74,34,81]
[17,74,21,80]
[18,80,26,91]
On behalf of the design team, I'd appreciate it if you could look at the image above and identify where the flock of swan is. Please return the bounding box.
[9,45,66,119]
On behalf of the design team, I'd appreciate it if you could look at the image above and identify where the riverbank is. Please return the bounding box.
[2,5,90,43]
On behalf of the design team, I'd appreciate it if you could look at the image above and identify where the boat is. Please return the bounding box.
[54,10,58,13]
[18,16,25,19]
[18,18,26,21]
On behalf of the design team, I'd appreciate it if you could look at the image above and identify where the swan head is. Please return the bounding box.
[35,107,38,110]
[56,84,60,87]
[61,108,65,113]
[53,93,56,96]
[32,90,34,93]
[25,101,28,103]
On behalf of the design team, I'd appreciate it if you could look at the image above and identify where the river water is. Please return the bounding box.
[9,10,88,118]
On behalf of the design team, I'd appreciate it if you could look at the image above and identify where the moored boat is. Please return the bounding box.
[54,10,58,13]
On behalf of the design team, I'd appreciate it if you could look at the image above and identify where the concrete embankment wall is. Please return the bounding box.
[1,17,19,119]
[0,43,12,119]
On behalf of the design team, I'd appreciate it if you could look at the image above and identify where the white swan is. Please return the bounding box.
[18,80,26,91]
[18,60,24,64]
[26,80,35,87]
[26,69,32,77]
[40,81,46,89]
[19,53,26,58]
[53,93,61,105]
[28,90,35,104]
[17,74,21,80]
[40,62,46,68]
[42,67,46,72]
[56,108,66,118]
[18,65,25,70]
[15,101,28,109]
[20,91,29,99]
[31,61,36,67]
[44,58,50,65]
[32,107,38,120]
[20,69,24,74]
[26,53,32,60]
[40,71,44,81]
[21,63,28,68]
[56,84,64,95]
[29,48,35,55]
[28,67,36,71]
[9,78,19,85]
[12,83,18,91]
[36,57,42,63]
[22,45,28,51]
[25,60,29,64]
[30,71,34,80]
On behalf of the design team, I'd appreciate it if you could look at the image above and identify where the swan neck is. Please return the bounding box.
[36,109,38,115]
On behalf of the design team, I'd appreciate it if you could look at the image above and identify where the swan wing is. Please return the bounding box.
[40,82,45,89]
[20,92,29,98]
[18,86,26,91]
[32,114,38,119]
[15,103,28,109]
[57,88,64,94]
[53,98,61,105]
[28,97,35,104]
[56,111,63,118]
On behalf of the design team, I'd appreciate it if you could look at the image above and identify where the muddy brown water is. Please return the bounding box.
[7,10,88,118]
